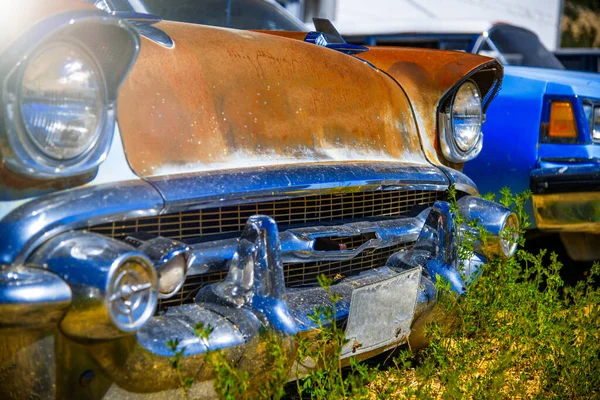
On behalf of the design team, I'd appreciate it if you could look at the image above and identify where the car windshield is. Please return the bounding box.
[138,0,305,31]
[482,25,564,69]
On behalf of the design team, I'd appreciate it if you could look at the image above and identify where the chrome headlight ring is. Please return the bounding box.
[0,10,140,180]
[2,38,113,179]
[439,80,484,163]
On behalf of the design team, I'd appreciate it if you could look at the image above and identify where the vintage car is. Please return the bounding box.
[347,24,600,261]
[0,1,514,398]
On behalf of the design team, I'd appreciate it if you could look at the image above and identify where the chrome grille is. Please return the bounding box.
[88,190,445,241]
[157,242,413,310]
[283,242,414,287]
[322,233,377,250]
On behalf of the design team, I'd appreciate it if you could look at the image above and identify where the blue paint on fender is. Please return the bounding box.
[463,66,600,228]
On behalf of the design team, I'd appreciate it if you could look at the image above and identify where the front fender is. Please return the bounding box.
[357,47,503,169]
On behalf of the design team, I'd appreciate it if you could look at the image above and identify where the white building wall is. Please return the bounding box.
[304,0,563,50]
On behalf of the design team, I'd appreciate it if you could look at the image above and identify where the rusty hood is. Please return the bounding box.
[117,22,428,177]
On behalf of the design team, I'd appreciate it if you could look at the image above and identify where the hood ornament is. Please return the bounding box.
[305,18,368,55]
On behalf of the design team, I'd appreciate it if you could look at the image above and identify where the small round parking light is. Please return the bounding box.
[157,254,188,299]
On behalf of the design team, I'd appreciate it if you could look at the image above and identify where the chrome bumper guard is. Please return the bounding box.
[2,196,511,393]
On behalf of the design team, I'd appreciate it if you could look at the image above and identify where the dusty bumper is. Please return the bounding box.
[533,192,600,233]
[532,165,600,233]
[1,196,510,394]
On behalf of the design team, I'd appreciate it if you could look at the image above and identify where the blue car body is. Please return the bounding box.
[464,67,600,227]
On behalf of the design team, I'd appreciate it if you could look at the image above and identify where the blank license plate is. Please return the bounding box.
[341,268,421,358]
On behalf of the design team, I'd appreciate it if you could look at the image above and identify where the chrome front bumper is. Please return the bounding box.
[0,196,511,396]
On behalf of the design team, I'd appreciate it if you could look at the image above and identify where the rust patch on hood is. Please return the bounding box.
[117,23,426,177]
[357,48,501,168]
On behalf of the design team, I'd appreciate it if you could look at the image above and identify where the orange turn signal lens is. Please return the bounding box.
[548,101,578,139]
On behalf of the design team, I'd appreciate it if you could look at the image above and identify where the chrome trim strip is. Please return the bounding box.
[146,162,450,212]
[1,181,164,265]
[438,165,479,196]
[109,12,175,49]
[133,23,174,48]
[187,211,426,275]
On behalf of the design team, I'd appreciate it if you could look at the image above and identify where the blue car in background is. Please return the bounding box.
[349,25,600,261]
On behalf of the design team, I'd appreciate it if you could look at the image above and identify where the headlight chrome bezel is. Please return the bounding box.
[439,80,484,163]
[3,38,114,179]
[0,11,140,181]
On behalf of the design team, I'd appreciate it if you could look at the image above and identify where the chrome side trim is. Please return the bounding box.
[438,165,479,196]
[110,12,175,49]
[187,211,426,275]
[146,162,450,212]
[0,181,164,265]
[133,23,175,48]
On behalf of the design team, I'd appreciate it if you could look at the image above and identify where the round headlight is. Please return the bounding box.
[439,81,484,163]
[19,42,105,160]
[452,82,482,152]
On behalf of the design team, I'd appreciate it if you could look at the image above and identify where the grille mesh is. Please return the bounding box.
[157,242,413,310]
[283,242,413,287]
[88,190,445,241]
